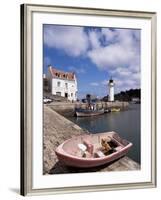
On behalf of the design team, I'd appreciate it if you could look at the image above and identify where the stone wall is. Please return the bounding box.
[43,105,89,174]
[48,101,129,117]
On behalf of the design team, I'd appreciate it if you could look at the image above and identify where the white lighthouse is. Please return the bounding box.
[108,78,115,102]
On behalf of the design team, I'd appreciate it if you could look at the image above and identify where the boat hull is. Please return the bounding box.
[55,132,133,168]
[111,108,120,112]
[76,109,104,117]
[104,109,111,113]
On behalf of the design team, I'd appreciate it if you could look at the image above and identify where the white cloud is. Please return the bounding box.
[88,31,101,49]
[131,72,140,81]
[88,43,136,70]
[101,80,108,85]
[90,82,99,86]
[102,28,117,42]
[100,71,140,93]
[114,75,140,92]
[87,28,141,91]
[111,67,133,77]
[88,29,140,71]
[44,25,89,57]
[68,66,86,74]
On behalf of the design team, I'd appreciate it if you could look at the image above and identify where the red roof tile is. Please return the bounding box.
[49,66,75,81]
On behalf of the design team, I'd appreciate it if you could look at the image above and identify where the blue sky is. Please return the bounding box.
[43,25,140,99]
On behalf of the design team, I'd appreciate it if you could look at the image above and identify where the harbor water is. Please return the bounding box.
[68,104,141,164]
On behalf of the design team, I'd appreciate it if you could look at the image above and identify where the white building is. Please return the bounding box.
[108,78,115,102]
[47,65,78,101]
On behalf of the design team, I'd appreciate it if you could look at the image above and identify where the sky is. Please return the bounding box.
[43,24,141,99]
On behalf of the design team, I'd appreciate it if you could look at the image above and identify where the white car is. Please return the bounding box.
[43,98,52,104]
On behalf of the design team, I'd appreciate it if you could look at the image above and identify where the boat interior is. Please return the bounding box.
[62,133,130,159]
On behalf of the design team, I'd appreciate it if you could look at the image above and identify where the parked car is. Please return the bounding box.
[43,97,52,104]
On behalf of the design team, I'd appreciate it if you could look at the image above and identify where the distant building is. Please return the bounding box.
[46,65,78,101]
[108,78,115,102]
[82,94,98,103]
[131,97,140,103]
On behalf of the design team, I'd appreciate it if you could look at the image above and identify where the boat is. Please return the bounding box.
[55,132,133,168]
[104,109,111,113]
[111,108,121,112]
[75,108,104,117]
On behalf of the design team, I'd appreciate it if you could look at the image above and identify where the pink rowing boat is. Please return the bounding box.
[55,132,133,168]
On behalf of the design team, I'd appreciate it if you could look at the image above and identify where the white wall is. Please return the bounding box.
[52,78,77,101]
[0,0,160,200]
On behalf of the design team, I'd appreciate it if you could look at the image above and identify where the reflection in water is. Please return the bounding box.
[68,104,141,164]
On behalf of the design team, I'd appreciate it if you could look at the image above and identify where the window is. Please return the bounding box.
[65,83,68,89]
[71,93,73,97]
[56,92,61,96]
[56,73,60,77]
[57,81,61,87]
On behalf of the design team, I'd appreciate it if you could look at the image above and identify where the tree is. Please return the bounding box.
[114,89,141,101]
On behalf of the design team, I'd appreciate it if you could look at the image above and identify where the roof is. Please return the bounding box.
[48,66,75,81]
[109,77,114,83]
